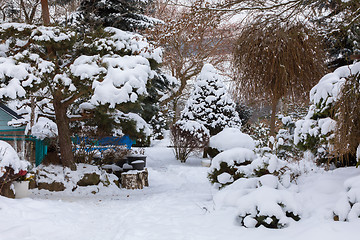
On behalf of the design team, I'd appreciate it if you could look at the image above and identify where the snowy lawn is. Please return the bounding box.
[1,146,360,240]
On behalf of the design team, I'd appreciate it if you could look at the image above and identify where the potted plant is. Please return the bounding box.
[13,170,33,198]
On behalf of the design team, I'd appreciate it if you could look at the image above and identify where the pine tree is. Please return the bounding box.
[180,64,241,136]
[0,23,162,169]
[75,0,155,31]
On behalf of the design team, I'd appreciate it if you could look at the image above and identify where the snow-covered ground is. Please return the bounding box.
[1,145,360,240]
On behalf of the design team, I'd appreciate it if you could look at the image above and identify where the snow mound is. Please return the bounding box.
[0,141,29,177]
[334,174,360,221]
[209,128,255,151]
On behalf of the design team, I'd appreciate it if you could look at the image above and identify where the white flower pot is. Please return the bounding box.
[14,181,30,199]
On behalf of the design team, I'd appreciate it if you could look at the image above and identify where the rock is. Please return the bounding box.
[77,173,100,186]
[121,169,148,189]
[37,181,65,192]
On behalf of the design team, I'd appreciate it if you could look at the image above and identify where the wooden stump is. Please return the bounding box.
[121,169,148,189]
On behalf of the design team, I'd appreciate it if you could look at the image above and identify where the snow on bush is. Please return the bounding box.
[170,120,209,163]
[209,128,255,152]
[333,174,360,221]
[208,145,292,189]
[31,117,58,140]
[0,141,29,177]
[294,62,360,163]
[274,115,303,161]
[213,175,301,229]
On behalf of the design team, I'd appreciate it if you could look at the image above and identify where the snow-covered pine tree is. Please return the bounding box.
[75,0,155,31]
[180,64,241,136]
[0,23,162,170]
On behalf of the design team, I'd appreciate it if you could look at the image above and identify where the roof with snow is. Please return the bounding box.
[0,103,25,132]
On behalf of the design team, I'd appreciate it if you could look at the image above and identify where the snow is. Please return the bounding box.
[210,147,256,171]
[0,145,360,239]
[174,119,210,140]
[31,117,58,140]
[209,128,255,151]
[0,141,29,177]
[217,172,234,184]
[310,62,360,106]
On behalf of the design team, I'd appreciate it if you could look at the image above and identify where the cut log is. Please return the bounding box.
[121,169,148,190]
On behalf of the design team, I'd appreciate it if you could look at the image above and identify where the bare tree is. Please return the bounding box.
[233,16,326,137]
[146,0,234,122]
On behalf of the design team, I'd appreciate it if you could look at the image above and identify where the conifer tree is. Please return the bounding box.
[0,23,162,170]
[181,64,241,136]
[75,0,155,31]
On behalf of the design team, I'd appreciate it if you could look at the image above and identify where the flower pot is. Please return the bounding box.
[126,155,146,165]
[130,160,145,170]
[13,181,30,198]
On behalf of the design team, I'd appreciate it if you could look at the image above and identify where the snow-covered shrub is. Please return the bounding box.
[0,141,29,197]
[236,186,301,228]
[295,62,360,165]
[208,145,291,189]
[275,115,302,160]
[242,121,270,148]
[0,141,29,178]
[333,174,360,221]
[181,64,242,136]
[208,148,255,188]
[170,120,209,163]
[213,175,301,229]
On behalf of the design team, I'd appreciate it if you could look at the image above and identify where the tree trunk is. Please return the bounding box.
[53,94,76,171]
[270,97,279,137]
[40,0,50,26]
